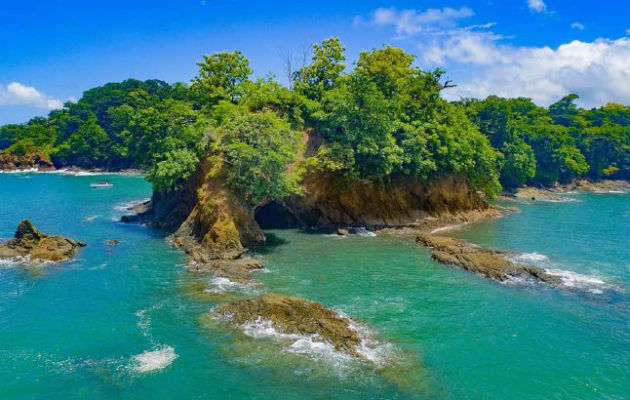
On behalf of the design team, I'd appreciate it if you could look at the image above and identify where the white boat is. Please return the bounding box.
[90,180,113,188]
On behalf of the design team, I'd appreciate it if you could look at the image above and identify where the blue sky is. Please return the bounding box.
[1,0,629,124]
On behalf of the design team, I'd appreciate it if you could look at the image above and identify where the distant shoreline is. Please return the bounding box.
[0,167,144,176]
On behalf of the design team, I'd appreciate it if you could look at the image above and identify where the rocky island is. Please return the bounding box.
[0,219,85,263]
[212,293,365,358]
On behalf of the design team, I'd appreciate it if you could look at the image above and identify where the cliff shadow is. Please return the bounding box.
[254,201,301,230]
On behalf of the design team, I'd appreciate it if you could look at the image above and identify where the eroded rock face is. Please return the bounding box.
[0,219,86,262]
[212,293,363,357]
[280,174,488,230]
[416,235,561,285]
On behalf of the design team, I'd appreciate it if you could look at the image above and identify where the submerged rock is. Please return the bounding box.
[187,257,263,283]
[416,235,561,285]
[104,239,120,246]
[0,219,86,262]
[212,293,363,357]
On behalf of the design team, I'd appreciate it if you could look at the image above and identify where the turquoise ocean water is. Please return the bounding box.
[0,173,628,399]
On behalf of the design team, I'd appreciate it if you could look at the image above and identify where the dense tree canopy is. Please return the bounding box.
[1,39,628,201]
[462,94,629,187]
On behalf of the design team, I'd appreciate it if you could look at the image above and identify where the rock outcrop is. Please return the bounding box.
[0,219,86,262]
[212,293,363,358]
[187,257,263,283]
[416,235,561,285]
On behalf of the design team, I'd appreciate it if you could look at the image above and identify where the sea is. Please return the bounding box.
[1,171,628,399]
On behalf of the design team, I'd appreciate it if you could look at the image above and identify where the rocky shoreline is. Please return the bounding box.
[0,163,143,175]
[502,180,629,202]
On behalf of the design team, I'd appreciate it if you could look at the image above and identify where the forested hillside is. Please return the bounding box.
[1,38,628,195]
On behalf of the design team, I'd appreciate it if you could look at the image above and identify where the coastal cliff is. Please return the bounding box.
[127,156,490,262]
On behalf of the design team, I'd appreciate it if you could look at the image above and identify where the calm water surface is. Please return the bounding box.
[0,173,628,399]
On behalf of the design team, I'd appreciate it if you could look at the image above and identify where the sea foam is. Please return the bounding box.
[511,252,549,263]
[205,277,259,294]
[544,268,606,289]
[238,313,395,368]
[132,346,177,373]
[354,227,377,237]
[114,198,151,212]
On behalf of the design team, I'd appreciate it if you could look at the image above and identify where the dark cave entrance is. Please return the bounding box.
[254,201,300,229]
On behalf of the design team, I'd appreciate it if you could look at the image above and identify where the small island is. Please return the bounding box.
[0,219,85,263]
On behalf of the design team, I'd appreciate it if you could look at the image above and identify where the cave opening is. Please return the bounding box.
[254,201,300,229]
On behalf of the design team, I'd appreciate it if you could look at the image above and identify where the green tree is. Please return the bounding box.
[294,38,346,102]
[191,51,252,106]
[147,148,201,191]
[220,110,301,206]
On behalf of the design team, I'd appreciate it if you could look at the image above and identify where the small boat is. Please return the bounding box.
[90,180,113,188]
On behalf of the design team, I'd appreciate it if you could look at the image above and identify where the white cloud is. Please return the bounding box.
[527,0,547,13]
[368,6,474,37]
[570,22,585,30]
[420,34,630,107]
[356,6,629,107]
[0,82,63,110]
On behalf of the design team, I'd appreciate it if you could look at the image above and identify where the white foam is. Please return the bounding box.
[132,346,177,373]
[512,252,549,263]
[114,198,150,212]
[544,268,606,288]
[354,227,377,237]
[0,168,120,176]
[205,277,259,294]
[541,197,579,203]
[83,215,98,222]
[607,190,627,194]
[238,313,394,368]
[0,167,39,173]
[0,256,25,268]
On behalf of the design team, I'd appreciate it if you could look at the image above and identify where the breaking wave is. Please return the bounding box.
[544,269,608,292]
[511,252,549,263]
[354,227,377,237]
[509,251,615,294]
[0,256,27,268]
[205,277,260,294]
[114,198,151,212]
[237,314,395,368]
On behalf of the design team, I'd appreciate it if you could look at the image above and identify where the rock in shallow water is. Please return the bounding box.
[0,219,86,262]
[416,235,561,285]
[212,293,363,358]
[187,257,263,283]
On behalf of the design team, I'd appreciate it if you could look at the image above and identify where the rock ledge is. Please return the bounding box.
[416,235,561,285]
